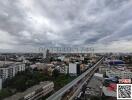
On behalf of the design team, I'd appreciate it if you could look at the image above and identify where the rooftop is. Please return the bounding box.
[0,61,24,68]
[107,66,130,72]
[0,61,14,67]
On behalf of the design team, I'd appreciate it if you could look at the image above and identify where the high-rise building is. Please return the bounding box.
[69,63,80,76]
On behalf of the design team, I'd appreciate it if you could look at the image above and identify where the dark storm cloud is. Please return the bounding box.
[0,0,132,52]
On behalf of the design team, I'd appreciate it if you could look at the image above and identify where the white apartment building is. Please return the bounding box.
[0,62,26,80]
[69,63,80,76]
[69,63,77,76]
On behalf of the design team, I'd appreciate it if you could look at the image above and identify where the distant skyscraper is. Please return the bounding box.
[43,49,50,63]
[43,49,50,59]
[43,50,47,59]
[46,49,50,58]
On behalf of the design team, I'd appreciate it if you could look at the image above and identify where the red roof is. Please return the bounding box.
[107,83,117,91]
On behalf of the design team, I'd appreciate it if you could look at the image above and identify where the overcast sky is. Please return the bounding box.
[0,0,132,52]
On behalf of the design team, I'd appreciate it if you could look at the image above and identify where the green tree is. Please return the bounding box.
[53,69,60,77]
[0,88,12,99]
[12,76,27,91]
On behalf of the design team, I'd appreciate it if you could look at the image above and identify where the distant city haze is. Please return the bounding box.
[39,47,94,53]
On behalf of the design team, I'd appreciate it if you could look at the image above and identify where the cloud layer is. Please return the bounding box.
[0,0,132,52]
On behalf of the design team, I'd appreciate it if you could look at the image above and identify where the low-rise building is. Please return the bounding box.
[94,73,103,80]
[4,81,54,100]
[59,65,68,74]
[106,67,132,79]
[47,67,54,76]
[57,56,65,61]
[99,65,107,74]
[30,63,54,70]
[63,58,70,63]
[102,86,116,97]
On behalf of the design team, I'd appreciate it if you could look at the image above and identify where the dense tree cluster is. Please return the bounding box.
[0,69,75,99]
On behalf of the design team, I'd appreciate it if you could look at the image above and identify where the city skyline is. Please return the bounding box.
[0,0,132,52]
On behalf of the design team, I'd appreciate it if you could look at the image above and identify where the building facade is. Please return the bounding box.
[0,62,26,80]
[69,63,80,76]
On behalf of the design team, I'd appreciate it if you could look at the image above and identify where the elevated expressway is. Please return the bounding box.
[47,57,104,100]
